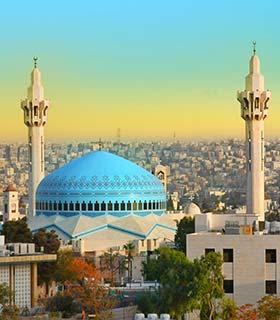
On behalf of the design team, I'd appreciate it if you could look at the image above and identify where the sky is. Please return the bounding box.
[0,0,279,142]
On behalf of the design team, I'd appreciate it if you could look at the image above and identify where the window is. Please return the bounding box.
[108,201,113,211]
[69,202,74,211]
[75,202,80,211]
[81,202,86,211]
[127,201,131,210]
[101,202,106,211]
[266,280,277,294]
[94,202,99,211]
[58,202,62,211]
[152,201,156,210]
[49,202,53,210]
[223,249,233,263]
[223,280,234,294]
[205,248,215,255]
[266,249,276,263]
[138,201,143,210]
[148,201,152,210]
[144,201,147,210]
[63,202,68,211]
[88,202,93,211]
[53,202,57,211]
[133,201,137,211]
[114,202,119,211]
[121,201,125,211]
[156,201,159,209]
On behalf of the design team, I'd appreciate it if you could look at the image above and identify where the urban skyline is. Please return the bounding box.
[1,0,280,142]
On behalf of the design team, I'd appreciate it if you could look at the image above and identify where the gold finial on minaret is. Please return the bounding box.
[253,41,256,55]
[33,56,38,68]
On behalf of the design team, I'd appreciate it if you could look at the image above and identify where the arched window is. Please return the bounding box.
[63,202,68,211]
[144,201,147,210]
[127,201,132,211]
[162,201,166,209]
[49,202,53,211]
[88,201,93,211]
[133,201,137,211]
[101,201,106,211]
[58,202,62,211]
[69,202,74,211]
[138,201,143,210]
[152,201,156,210]
[54,202,57,211]
[156,201,159,209]
[45,202,49,210]
[114,201,119,211]
[82,202,86,211]
[121,201,126,211]
[108,201,113,211]
[75,202,80,211]
[94,201,100,211]
[148,201,152,210]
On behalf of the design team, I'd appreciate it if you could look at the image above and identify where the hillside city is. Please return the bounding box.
[1,139,280,217]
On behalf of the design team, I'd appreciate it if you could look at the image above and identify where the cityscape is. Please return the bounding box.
[2,1,280,320]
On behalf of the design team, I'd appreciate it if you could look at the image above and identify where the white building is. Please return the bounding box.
[187,45,279,307]
[3,184,23,222]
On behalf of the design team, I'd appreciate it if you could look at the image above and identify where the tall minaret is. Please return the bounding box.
[237,43,271,221]
[21,57,50,216]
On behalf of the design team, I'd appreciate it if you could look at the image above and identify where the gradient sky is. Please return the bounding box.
[0,0,280,142]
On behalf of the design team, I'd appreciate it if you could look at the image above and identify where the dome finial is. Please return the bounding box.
[33,56,38,68]
[253,41,256,55]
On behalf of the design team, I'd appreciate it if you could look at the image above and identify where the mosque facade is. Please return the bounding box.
[24,60,176,253]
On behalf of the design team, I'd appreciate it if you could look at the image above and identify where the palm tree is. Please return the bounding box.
[123,242,135,286]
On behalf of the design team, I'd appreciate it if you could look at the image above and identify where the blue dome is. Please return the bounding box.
[36,151,166,218]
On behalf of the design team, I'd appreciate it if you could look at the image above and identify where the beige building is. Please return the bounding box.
[3,184,22,222]
[0,236,56,308]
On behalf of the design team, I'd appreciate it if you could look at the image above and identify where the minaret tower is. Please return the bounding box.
[237,43,271,221]
[21,57,50,216]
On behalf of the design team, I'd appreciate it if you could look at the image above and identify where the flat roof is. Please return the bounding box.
[0,254,56,264]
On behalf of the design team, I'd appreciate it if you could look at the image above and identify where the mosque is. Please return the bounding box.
[23,59,176,254]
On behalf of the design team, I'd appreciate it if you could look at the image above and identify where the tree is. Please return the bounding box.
[100,248,125,286]
[123,242,135,284]
[46,293,81,318]
[236,304,257,320]
[175,217,195,253]
[218,297,237,320]
[1,218,32,243]
[194,252,224,320]
[136,291,160,315]
[66,258,116,319]
[257,295,280,320]
[54,249,76,284]
[33,229,60,292]
[142,248,225,320]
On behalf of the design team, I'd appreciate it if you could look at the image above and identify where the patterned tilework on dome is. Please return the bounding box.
[35,151,167,218]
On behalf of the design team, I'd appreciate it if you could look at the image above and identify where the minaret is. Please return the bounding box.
[237,43,271,221]
[21,57,50,216]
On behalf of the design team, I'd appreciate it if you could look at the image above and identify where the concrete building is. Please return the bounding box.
[0,235,56,308]
[186,46,280,307]
[21,57,50,216]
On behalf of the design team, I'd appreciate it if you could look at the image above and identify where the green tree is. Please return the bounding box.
[54,249,76,284]
[257,295,280,320]
[194,252,224,320]
[1,218,32,243]
[33,229,60,292]
[218,297,237,320]
[136,291,160,315]
[0,283,11,305]
[175,217,195,253]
